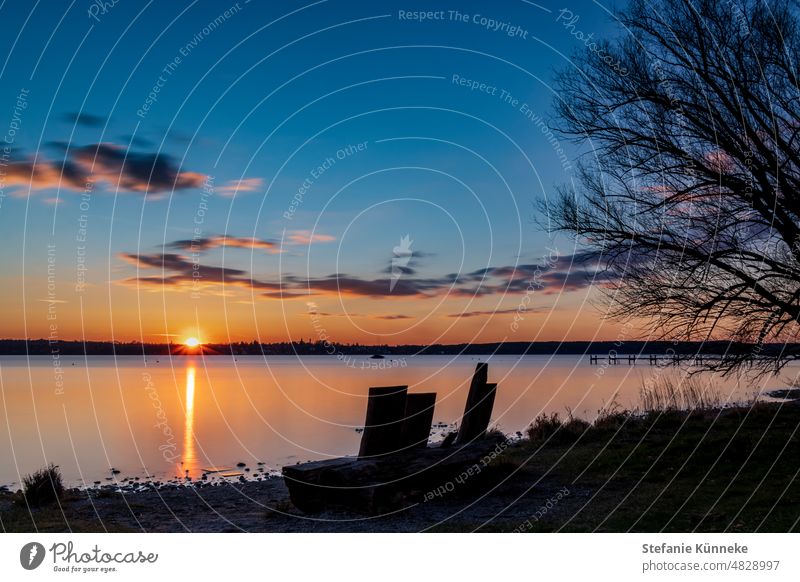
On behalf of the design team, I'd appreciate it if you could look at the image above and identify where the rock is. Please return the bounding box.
[765,388,800,400]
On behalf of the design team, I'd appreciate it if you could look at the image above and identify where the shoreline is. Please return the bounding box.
[3,399,798,533]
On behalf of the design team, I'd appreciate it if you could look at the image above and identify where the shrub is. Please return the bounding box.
[526,412,563,442]
[22,464,64,506]
[526,409,593,444]
[593,394,629,432]
[562,417,591,440]
[485,427,507,440]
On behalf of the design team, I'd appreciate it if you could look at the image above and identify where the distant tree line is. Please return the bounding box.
[0,338,793,357]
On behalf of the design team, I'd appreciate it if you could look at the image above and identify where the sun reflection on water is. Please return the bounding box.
[182,364,198,477]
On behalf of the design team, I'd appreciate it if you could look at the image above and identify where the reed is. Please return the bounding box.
[639,374,722,412]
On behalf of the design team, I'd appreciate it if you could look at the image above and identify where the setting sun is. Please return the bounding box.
[184,337,201,348]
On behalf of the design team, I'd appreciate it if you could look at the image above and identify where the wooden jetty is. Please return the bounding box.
[282,363,501,514]
[588,354,723,366]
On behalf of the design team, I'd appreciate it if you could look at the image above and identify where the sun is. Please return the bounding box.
[184,337,201,348]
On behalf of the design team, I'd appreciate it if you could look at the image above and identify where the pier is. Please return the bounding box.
[588,354,721,366]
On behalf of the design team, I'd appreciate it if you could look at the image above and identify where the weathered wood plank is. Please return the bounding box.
[400,393,437,451]
[456,363,497,444]
[358,385,408,458]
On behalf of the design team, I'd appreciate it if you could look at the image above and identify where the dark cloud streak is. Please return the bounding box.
[117,251,616,300]
[63,112,106,127]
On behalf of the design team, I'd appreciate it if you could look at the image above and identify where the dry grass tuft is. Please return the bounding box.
[22,464,64,506]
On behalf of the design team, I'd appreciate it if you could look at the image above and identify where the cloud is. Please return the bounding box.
[4,143,206,194]
[3,158,81,190]
[116,249,615,300]
[259,290,310,299]
[118,252,443,299]
[448,251,612,295]
[381,248,432,276]
[117,252,284,293]
[166,235,280,253]
[286,253,611,297]
[286,230,336,245]
[535,270,607,293]
[305,310,368,317]
[119,252,247,279]
[447,308,530,318]
[63,112,106,127]
[383,265,417,276]
[77,143,205,192]
[218,178,263,196]
[283,274,452,297]
[304,306,411,320]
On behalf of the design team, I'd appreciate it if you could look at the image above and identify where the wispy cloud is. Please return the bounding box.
[218,177,263,196]
[166,235,280,253]
[447,308,531,318]
[286,230,336,245]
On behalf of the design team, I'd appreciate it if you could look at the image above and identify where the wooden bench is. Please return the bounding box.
[282,363,501,513]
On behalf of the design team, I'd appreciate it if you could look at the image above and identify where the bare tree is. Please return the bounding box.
[550,0,800,373]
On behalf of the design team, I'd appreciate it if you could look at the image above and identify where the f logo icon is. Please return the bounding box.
[20,542,46,570]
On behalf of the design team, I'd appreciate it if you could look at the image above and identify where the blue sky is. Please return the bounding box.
[0,0,631,343]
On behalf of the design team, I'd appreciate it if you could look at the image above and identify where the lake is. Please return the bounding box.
[0,355,782,487]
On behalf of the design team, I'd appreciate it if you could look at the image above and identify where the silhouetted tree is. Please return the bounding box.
[550,0,800,373]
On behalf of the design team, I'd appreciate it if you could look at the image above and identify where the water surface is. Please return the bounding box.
[0,355,778,487]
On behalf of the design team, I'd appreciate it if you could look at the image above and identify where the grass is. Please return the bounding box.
[21,464,64,507]
[494,376,800,532]
[448,406,797,533]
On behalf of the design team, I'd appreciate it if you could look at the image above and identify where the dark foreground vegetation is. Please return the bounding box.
[2,396,798,532]
[19,464,64,507]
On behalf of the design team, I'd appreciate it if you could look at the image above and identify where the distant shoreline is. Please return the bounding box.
[0,338,795,357]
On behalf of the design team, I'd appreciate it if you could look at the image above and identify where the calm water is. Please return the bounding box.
[0,355,780,487]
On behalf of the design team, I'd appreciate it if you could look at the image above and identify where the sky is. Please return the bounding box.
[0,0,638,345]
